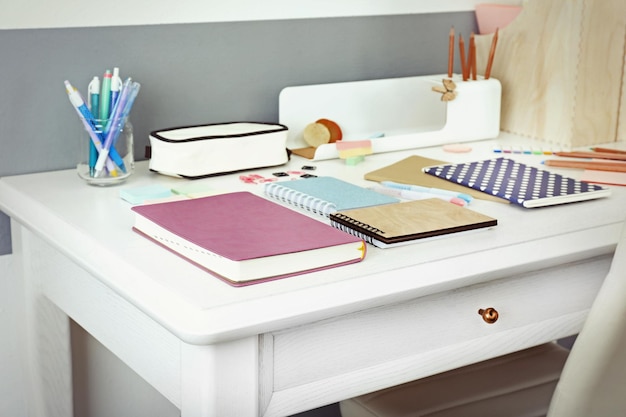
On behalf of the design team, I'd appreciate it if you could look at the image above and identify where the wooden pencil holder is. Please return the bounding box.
[279,74,501,160]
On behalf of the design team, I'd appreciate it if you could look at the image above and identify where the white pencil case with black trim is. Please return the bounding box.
[148,122,289,178]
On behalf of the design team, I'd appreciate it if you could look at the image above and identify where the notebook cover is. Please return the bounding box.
[131,192,365,284]
[264,176,399,216]
[364,155,508,203]
[329,199,497,247]
[423,157,611,208]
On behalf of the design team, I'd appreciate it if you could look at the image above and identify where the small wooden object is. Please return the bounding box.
[432,79,457,102]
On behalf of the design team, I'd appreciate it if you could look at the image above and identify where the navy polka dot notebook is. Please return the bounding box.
[423,157,611,208]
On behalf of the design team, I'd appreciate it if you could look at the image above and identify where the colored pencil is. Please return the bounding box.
[485,28,499,79]
[545,159,626,173]
[469,32,477,80]
[591,147,626,155]
[448,27,455,78]
[459,34,467,81]
[555,151,626,161]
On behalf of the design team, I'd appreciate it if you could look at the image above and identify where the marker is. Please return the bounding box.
[381,181,473,204]
[371,185,466,207]
[87,76,100,176]
[99,70,112,120]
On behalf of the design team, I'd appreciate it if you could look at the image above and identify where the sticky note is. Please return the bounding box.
[336,140,373,159]
[120,185,173,204]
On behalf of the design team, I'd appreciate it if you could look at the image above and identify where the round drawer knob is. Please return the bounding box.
[478,307,499,324]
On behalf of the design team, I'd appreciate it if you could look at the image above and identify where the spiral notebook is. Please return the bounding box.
[423,157,611,208]
[329,198,497,248]
[264,176,398,217]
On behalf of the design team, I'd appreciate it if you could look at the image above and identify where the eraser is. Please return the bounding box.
[345,155,365,165]
[443,143,472,153]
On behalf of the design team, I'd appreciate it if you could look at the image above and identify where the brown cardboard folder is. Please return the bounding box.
[364,155,508,204]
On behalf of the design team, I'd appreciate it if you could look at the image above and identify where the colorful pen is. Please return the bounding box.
[95,79,140,177]
[67,77,125,174]
[99,70,112,120]
[87,76,100,119]
[110,67,122,110]
[87,76,100,176]
[64,80,119,176]
[65,81,97,124]
[381,181,473,204]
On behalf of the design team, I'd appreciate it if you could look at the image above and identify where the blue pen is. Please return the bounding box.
[110,67,122,109]
[87,76,100,176]
[65,80,97,125]
[381,181,473,204]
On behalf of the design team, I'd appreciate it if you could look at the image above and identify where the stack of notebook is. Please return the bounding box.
[130,175,503,285]
[265,176,498,248]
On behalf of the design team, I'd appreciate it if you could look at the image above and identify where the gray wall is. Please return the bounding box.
[0,14,476,250]
[1,13,478,417]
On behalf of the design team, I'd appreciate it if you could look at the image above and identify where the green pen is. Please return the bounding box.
[99,70,112,120]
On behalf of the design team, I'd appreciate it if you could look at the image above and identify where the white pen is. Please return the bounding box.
[87,76,100,116]
[370,185,466,207]
[381,181,473,203]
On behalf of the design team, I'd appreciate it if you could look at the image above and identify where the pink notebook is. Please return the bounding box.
[131,192,366,286]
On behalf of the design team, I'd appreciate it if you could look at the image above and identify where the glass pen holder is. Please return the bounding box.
[77,116,134,185]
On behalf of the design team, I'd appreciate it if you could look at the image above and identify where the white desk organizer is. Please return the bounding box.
[279,74,501,160]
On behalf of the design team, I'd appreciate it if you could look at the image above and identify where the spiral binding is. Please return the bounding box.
[330,213,385,235]
[264,182,338,217]
[330,220,377,245]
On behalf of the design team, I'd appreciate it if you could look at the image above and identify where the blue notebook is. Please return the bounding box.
[264,176,399,217]
[423,157,611,208]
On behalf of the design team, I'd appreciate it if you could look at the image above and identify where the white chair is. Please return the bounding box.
[340,222,626,417]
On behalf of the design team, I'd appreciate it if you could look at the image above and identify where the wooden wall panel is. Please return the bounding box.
[474,0,626,147]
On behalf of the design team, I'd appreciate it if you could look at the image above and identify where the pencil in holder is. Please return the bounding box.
[77,116,134,185]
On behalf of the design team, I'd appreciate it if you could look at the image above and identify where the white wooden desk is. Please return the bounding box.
[1,135,625,417]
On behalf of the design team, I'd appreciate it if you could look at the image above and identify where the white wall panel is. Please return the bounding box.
[2,0,522,29]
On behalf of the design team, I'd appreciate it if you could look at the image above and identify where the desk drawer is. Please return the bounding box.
[259,255,610,416]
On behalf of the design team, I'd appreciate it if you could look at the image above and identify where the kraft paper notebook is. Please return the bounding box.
[264,176,398,217]
[131,192,366,286]
[329,198,497,248]
[364,155,508,203]
[423,157,611,208]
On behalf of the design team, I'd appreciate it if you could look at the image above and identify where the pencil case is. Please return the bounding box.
[148,122,289,178]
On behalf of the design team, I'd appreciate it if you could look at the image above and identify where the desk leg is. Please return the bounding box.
[12,222,74,417]
[180,336,259,417]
